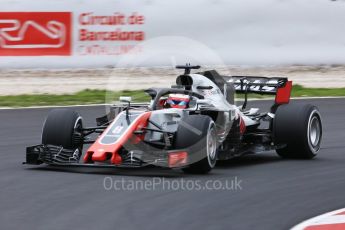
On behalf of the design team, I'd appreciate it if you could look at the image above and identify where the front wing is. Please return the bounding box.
[25,144,189,169]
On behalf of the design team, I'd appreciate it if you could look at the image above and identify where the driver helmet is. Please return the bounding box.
[165,94,190,109]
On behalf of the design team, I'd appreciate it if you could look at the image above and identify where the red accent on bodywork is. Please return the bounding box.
[83,112,151,165]
[168,151,188,168]
[239,116,246,135]
[275,81,292,105]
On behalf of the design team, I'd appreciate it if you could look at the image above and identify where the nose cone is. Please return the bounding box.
[83,111,151,165]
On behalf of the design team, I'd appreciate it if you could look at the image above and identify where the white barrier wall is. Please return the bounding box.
[1,0,345,68]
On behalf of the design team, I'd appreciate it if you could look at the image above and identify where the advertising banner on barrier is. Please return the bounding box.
[0,11,145,57]
[0,12,72,56]
[76,12,145,56]
[0,0,345,68]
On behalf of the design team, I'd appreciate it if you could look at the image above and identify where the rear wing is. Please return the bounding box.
[225,75,293,106]
[228,76,288,95]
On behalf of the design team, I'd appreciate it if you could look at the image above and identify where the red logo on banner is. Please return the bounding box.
[0,12,72,56]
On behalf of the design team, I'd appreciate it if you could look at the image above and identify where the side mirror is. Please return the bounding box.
[119,96,132,119]
[119,96,132,103]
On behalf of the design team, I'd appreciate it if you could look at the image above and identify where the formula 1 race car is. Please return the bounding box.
[25,64,322,174]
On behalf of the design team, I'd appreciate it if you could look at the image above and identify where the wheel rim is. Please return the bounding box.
[308,112,322,152]
[206,124,217,167]
[73,117,83,153]
[74,117,82,130]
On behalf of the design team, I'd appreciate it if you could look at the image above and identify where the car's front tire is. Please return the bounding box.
[42,109,84,158]
[273,103,322,159]
[174,115,217,174]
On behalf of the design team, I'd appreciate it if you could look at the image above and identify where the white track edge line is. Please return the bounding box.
[290,208,345,230]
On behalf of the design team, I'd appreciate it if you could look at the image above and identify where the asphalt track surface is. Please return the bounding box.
[0,98,344,230]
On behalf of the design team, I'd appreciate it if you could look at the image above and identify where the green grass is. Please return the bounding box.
[0,90,149,107]
[0,85,344,107]
[291,85,345,97]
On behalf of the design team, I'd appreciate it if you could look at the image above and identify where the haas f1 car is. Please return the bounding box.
[25,65,322,174]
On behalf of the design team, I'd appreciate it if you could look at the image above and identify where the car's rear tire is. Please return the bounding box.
[273,103,322,159]
[42,109,84,157]
[174,115,217,174]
